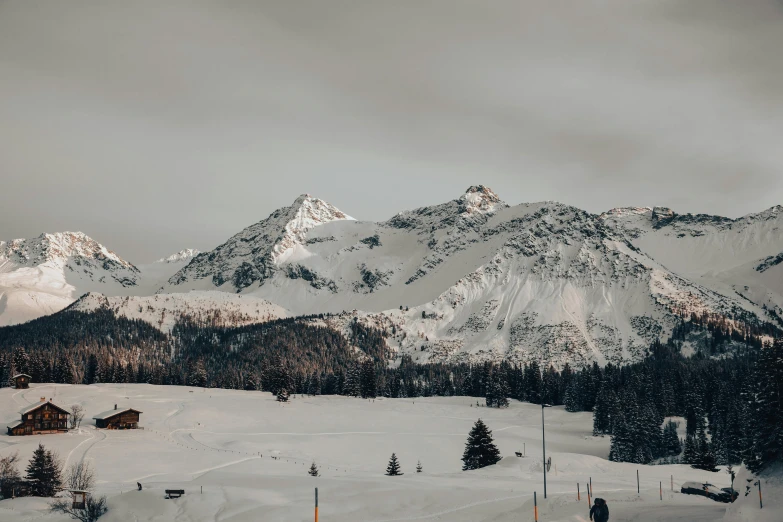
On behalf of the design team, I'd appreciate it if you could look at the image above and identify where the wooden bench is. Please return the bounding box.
[165,489,185,499]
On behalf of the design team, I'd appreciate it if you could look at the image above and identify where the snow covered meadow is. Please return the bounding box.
[0,383,760,521]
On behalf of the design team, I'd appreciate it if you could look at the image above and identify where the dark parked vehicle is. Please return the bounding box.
[680,482,736,503]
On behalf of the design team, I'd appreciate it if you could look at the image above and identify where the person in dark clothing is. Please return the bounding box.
[590,498,609,522]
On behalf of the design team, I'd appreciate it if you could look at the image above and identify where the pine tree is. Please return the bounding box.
[524,362,542,404]
[563,380,581,412]
[693,423,717,472]
[592,386,615,435]
[416,460,423,473]
[308,462,319,477]
[25,444,62,497]
[662,421,682,457]
[609,412,634,462]
[276,388,289,402]
[343,363,361,397]
[744,338,783,473]
[682,434,697,464]
[385,453,402,476]
[360,359,377,399]
[462,419,502,470]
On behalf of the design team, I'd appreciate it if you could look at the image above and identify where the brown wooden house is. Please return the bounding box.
[7,399,70,436]
[93,407,142,429]
[13,374,31,389]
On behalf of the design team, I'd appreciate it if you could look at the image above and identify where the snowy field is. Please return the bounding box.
[0,384,750,521]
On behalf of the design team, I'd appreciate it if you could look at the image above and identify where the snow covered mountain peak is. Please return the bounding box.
[155,249,201,264]
[0,231,141,326]
[459,185,505,215]
[164,194,354,292]
[1,231,137,273]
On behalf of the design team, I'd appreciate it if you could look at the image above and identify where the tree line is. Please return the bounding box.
[1,306,781,474]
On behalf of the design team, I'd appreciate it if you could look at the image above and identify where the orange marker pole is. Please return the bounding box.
[315,487,319,522]
[577,483,580,501]
[534,491,538,522]
[758,480,762,509]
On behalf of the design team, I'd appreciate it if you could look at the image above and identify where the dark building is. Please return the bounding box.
[93,407,142,429]
[7,399,70,436]
[13,374,31,389]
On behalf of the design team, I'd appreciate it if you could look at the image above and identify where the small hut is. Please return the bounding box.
[70,490,87,510]
[13,374,31,389]
[93,406,142,429]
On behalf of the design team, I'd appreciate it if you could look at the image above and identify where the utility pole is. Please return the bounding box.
[542,403,551,499]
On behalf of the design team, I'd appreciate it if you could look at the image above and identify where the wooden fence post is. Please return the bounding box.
[534,491,538,522]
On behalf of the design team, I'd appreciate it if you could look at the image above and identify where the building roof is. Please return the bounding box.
[7,420,24,429]
[93,408,142,421]
[13,374,31,379]
[19,401,70,416]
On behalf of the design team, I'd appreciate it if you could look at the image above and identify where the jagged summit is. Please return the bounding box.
[155,248,201,264]
[0,231,141,326]
[164,194,353,291]
[459,185,505,214]
[384,186,508,232]
[1,231,137,272]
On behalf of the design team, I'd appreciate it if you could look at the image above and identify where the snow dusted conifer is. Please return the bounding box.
[693,423,717,472]
[343,363,361,397]
[462,419,501,470]
[744,337,783,473]
[609,412,634,463]
[682,434,697,464]
[25,444,62,497]
[563,380,581,412]
[662,420,681,457]
[385,453,402,476]
[416,460,423,473]
[308,462,319,477]
[276,388,289,402]
[360,359,377,399]
[592,386,614,435]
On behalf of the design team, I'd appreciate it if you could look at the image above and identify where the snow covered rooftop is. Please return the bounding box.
[19,400,69,416]
[93,407,142,420]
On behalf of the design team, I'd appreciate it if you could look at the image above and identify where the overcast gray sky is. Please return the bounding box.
[1,1,782,262]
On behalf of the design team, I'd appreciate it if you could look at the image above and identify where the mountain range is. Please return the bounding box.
[2,186,781,367]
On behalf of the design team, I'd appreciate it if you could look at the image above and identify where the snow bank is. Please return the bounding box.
[723,465,782,522]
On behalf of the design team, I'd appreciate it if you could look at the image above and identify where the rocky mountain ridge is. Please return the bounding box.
[2,189,781,368]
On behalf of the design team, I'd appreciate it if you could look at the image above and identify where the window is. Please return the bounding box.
[27,414,32,420]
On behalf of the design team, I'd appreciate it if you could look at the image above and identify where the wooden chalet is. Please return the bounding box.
[93,406,142,429]
[7,398,70,436]
[13,374,31,389]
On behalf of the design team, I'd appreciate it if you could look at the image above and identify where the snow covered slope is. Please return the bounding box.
[0,236,201,327]
[3,189,780,368]
[601,205,783,324]
[0,232,141,326]
[165,187,779,367]
[0,384,733,522]
[69,291,288,332]
[163,194,354,292]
